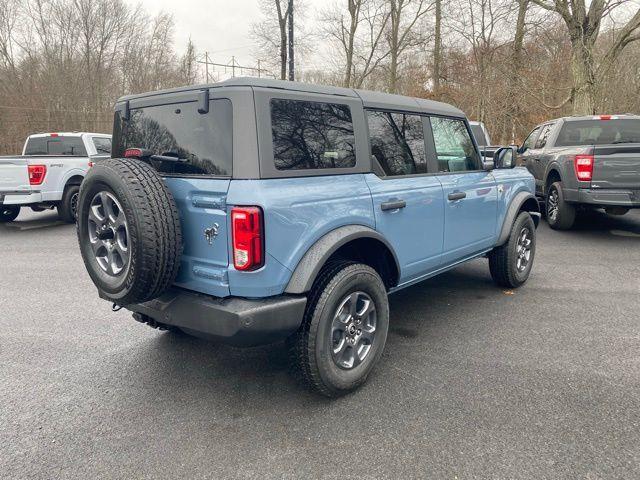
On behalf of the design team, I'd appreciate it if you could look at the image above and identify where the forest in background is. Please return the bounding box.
[1,0,640,154]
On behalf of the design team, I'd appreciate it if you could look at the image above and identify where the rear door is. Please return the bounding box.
[525,123,555,191]
[113,92,234,297]
[429,116,498,264]
[364,110,445,282]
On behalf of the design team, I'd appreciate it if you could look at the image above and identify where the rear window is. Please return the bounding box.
[270,99,356,170]
[556,119,640,146]
[113,99,232,176]
[92,137,111,155]
[469,124,487,146]
[24,136,87,156]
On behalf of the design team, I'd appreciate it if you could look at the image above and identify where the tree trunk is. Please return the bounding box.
[432,0,442,95]
[288,0,294,81]
[506,0,528,143]
[343,0,358,88]
[570,40,597,115]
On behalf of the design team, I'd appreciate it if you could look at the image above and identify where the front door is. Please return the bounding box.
[364,110,445,283]
[429,116,498,264]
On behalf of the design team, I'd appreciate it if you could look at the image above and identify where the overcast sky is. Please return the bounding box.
[126,0,325,75]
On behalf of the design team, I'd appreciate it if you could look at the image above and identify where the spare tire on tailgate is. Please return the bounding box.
[76,158,182,305]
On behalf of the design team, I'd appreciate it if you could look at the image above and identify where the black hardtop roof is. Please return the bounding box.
[117,77,465,118]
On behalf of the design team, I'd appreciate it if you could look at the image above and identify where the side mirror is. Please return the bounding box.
[494,146,517,169]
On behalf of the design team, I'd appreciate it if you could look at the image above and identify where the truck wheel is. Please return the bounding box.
[488,211,536,288]
[288,262,389,397]
[58,184,81,223]
[76,158,182,305]
[0,205,20,223]
[546,182,575,230]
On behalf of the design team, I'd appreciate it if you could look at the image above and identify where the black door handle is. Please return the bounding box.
[381,200,406,211]
[448,191,466,201]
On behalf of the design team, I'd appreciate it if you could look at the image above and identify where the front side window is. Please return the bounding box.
[270,99,356,170]
[367,111,427,176]
[24,136,87,156]
[522,126,541,151]
[430,117,480,172]
[113,98,233,176]
[92,137,112,155]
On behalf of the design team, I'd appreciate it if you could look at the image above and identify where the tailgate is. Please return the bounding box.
[592,144,640,189]
[0,158,31,194]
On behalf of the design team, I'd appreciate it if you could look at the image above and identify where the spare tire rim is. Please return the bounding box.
[515,227,532,272]
[87,192,130,276]
[331,291,377,370]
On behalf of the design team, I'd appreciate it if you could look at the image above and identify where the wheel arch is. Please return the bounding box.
[545,166,562,192]
[64,174,85,190]
[496,192,541,246]
[284,225,400,294]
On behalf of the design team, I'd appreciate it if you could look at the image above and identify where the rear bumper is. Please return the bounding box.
[113,288,307,347]
[565,188,640,208]
[0,191,42,205]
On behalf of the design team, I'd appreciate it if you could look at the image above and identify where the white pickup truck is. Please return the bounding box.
[0,132,112,223]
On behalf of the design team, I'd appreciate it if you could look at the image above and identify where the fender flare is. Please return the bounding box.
[284,225,401,294]
[497,192,541,246]
[544,162,563,189]
[60,168,87,191]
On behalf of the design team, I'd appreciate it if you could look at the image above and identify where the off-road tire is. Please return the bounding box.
[58,184,80,223]
[0,205,20,223]
[288,261,389,397]
[76,158,182,305]
[489,211,536,288]
[546,181,575,230]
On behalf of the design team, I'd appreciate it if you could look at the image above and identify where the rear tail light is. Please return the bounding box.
[574,154,594,182]
[28,165,46,185]
[231,206,264,271]
[88,161,95,168]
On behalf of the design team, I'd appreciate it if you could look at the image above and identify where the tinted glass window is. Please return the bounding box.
[24,136,87,156]
[534,124,554,149]
[271,99,356,170]
[522,127,541,151]
[113,99,232,176]
[367,111,427,176]
[555,119,640,146]
[430,117,480,172]
[92,137,111,154]
[470,124,488,146]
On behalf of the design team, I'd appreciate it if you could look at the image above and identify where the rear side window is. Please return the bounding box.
[430,117,480,172]
[367,111,427,176]
[24,136,87,156]
[92,137,111,155]
[113,99,232,176]
[534,123,554,149]
[555,119,640,146]
[270,99,356,170]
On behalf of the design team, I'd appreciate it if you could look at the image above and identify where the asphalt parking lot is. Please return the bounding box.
[1,208,639,479]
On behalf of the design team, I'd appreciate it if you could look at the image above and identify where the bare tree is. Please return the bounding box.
[531,0,640,114]
[253,0,291,80]
[432,0,442,94]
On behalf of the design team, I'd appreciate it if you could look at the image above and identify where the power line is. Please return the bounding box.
[196,54,269,82]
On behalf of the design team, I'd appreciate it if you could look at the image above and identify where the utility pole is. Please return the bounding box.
[205,51,210,83]
[288,0,294,81]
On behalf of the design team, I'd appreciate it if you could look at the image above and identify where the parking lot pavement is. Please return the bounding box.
[1,208,639,479]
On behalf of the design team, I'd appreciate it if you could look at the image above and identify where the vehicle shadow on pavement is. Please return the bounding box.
[1,211,67,231]
[572,209,640,235]
[114,263,496,403]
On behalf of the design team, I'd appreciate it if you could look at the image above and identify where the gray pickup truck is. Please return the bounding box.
[518,115,640,229]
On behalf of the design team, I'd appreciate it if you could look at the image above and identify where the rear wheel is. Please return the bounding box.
[0,205,20,223]
[58,184,80,223]
[546,181,575,230]
[289,262,389,397]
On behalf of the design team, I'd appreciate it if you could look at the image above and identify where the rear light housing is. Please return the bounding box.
[574,154,594,182]
[231,206,264,271]
[88,161,95,168]
[124,148,143,158]
[28,165,46,185]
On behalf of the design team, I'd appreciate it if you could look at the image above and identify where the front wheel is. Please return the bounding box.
[0,205,20,223]
[489,211,536,288]
[288,262,389,397]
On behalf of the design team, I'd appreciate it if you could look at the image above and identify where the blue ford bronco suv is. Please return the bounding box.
[76,78,540,396]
